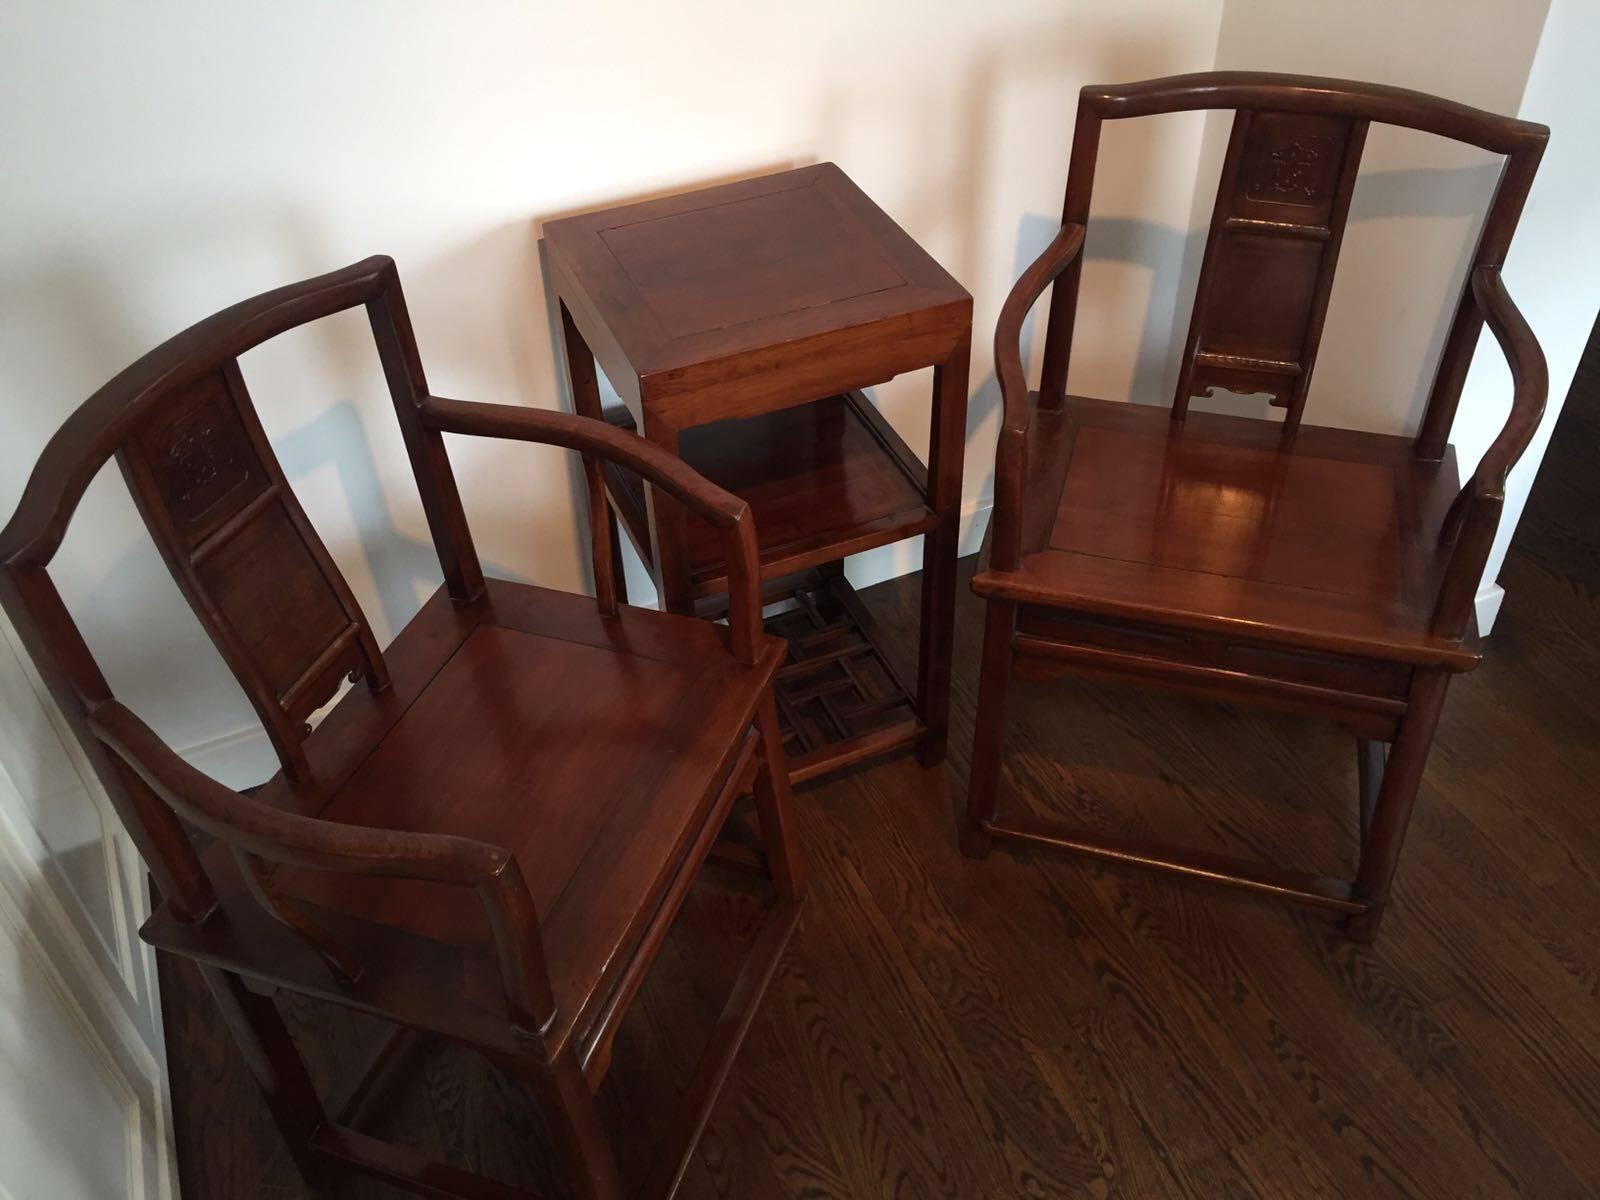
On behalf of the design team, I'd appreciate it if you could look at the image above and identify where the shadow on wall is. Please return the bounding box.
[805,24,1230,510]
[960,213,1195,472]
[0,214,550,780]
[0,228,320,758]
[1336,160,1505,435]
[970,160,1507,462]
[272,400,452,637]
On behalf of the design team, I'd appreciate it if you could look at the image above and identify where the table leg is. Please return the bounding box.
[640,411,697,614]
[558,302,603,421]
[559,303,628,611]
[916,331,971,767]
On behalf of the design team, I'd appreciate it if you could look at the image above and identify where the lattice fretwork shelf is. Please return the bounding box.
[765,572,922,784]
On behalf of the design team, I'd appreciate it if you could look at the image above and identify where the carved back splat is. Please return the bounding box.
[1174,110,1367,429]
[117,359,389,783]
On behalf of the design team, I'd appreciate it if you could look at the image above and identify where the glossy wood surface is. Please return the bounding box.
[967,71,1549,939]
[546,163,972,777]
[979,394,1476,669]
[160,495,1600,1198]
[116,359,390,785]
[266,585,777,1056]
[542,164,970,426]
[0,257,807,1199]
[1173,108,1366,426]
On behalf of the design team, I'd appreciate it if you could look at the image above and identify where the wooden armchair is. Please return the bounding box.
[0,256,805,1199]
[964,72,1549,940]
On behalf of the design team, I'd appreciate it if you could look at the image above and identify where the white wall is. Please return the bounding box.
[1,0,1227,786]
[0,910,130,1200]
[0,1,1581,786]
[1200,0,1550,436]
[1451,0,1600,629]
[0,613,175,1200]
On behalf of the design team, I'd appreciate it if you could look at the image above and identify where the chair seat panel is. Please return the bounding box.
[295,624,714,921]
[978,395,1478,669]
[1052,422,1402,600]
[231,577,778,1050]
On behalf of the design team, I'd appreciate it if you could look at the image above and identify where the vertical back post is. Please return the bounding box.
[367,265,487,601]
[1038,104,1103,408]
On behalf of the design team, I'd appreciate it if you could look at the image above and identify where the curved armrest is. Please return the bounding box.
[1431,266,1549,637]
[89,699,557,1033]
[989,223,1086,572]
[419,397,764,664]
[1468,266,1548,499]
[995,223,1087,436]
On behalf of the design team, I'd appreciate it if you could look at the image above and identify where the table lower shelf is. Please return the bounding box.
[768,572,924,784]
[600,391,936,601]
[598,392,932,783]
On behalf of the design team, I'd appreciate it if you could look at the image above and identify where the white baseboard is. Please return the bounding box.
[178,722,277,792]
[1475,580,1506,634]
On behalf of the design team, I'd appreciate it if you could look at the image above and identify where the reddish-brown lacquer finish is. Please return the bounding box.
[966,72,1549,940]
[117,359,391,787]
[0,257,807,1199]
[598,392,937,602]
[1174,108,1367,427]
[544,163,972,779]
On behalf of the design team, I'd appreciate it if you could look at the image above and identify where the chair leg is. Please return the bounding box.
[200,965,334,1191]
[505,1046,625,1200]
[1356,736,1388,853]
[1347,669,1450,942]
[914,334,971,769]
[961,599,1017,859]
[753,691,806,901]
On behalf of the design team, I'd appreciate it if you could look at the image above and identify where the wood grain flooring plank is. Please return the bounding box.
[158,359,1600,1200]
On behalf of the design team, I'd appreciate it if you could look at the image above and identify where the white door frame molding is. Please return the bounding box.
[0,610,176,1200]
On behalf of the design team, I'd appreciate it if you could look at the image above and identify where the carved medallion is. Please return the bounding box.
[1246,131,1337,208]
[170,421,234,502]
[153,394,255,527]
[1268,140,1322,198]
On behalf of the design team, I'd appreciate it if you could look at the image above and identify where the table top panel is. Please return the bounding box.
[543,163,969,383]
[599,184,908,339]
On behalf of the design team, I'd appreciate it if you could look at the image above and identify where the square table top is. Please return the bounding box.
[543,163,970,423]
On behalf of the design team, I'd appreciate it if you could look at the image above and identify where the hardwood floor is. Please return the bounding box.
[162,388,1600,1198]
